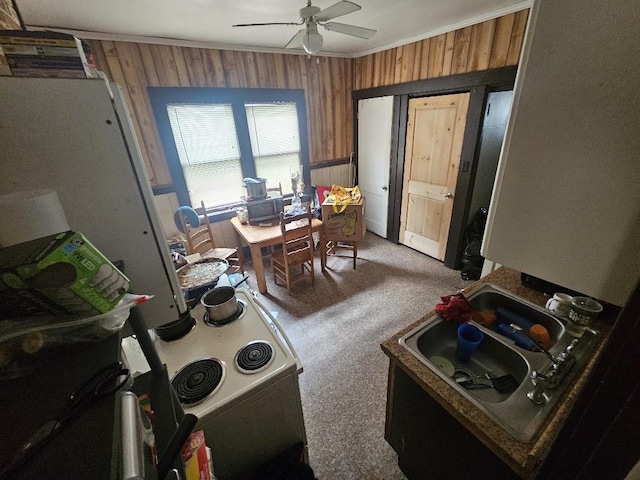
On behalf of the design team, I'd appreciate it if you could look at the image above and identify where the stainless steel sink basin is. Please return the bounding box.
[399,283,599,442]
[411,319,529,404]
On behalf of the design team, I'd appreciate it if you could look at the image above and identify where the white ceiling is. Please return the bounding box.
[14,0,531,57]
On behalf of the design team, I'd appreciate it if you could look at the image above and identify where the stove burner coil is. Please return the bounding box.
[235,341,274,374]
[172,358,225,405]
[204,300,246,326]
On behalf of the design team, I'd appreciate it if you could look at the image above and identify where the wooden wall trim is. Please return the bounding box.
[353,66,518,100]
[444,85,490,269]
[309,157,353,169]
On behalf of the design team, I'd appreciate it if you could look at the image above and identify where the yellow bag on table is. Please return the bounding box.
[326,184,361,213]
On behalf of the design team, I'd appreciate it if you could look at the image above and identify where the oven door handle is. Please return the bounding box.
[251,295,303,374]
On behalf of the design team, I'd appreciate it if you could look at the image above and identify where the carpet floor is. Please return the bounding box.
[242,233,471,479]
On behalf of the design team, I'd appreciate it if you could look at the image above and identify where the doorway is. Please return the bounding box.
[353,67,517,268]
[399,93,470,261]
[357,96,394,238]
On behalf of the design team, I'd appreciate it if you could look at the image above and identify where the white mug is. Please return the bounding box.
[545,293,573,317]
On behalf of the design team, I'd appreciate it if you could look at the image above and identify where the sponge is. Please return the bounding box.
[529,324,551,350]
[471,310,497,327]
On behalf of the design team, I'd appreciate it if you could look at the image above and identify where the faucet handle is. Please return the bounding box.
[528,370,552,405]
[530,370,540,382]
[559,338,579,361]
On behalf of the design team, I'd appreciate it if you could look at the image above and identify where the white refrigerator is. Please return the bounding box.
[0,76,185,328]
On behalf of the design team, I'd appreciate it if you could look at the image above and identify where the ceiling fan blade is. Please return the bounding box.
[233,22,300,27]
[323,22,376,39]
[285,29,306,49]
[314,1,361,22]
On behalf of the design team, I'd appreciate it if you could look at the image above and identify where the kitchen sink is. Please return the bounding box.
[399,283,599,442]
[411,319,529,404]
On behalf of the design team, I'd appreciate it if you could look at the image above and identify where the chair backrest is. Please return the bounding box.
[178,201,217,255]
[267,182,283,196]
[278,207,313,263]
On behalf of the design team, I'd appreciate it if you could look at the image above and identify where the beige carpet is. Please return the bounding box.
[243,233,471,479]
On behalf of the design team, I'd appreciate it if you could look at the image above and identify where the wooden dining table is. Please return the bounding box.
[230,216,326,294]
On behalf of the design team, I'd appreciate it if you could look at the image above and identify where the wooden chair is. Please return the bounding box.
[177,201,243,272]
[266,181,285,255]
[270,207,315,294]
[267,182,282,196]
[325,240,358,269]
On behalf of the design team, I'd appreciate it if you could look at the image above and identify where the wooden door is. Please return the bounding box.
[400,93,470,260]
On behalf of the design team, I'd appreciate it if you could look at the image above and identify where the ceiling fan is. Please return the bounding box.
[232,1,377,55]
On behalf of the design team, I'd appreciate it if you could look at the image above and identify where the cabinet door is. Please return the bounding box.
[387,365,518,480]
[481,0,640,306]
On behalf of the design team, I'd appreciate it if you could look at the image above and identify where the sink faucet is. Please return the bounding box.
[527,369,553,405]
[509,324,579,404]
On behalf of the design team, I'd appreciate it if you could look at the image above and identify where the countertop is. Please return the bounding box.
[380,267,616,479]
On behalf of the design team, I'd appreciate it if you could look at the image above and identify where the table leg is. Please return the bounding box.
[250,244,268,294]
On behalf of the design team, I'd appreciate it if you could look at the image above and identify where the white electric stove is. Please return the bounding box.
[122,284,308,480]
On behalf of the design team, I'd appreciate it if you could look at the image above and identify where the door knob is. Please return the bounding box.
[382,186,388,191]
[445,192,454,199]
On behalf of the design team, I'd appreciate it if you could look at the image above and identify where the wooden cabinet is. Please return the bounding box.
[481,0,640,307]
[385,363,519,479]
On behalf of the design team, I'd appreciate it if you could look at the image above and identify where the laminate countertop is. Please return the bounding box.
[381,267,617,479]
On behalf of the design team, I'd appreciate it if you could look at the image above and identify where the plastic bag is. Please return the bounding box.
[0,293,151,380]
[325,185,362,213]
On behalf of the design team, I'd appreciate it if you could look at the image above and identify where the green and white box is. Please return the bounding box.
[0,231,130,315]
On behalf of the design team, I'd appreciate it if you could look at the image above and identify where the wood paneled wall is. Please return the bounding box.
[353,10,528,89]
[89,10,528,190]
[90,42,353,187]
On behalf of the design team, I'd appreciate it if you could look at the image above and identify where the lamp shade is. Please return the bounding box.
[303,23,323,55]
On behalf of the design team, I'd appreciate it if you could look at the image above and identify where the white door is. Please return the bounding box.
[357,96,393,238]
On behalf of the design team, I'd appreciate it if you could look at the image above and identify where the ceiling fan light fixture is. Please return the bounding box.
[302,22,323,55]
[303,31,323,55]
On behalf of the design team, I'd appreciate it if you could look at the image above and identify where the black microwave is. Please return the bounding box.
[246,193,284,223]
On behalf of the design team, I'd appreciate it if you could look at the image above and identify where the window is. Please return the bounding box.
[149,88,309,213]
[246,103,301,197]
[167,103,242,208]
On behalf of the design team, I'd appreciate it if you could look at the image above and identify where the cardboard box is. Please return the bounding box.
[0,271,69,319]
[0,231,130,316]
[321,197,366,242]
[181,431,214,480]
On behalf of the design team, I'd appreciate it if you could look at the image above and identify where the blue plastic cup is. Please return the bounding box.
[456,323,484,362]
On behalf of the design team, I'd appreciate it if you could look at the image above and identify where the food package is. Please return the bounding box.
[0,231,130,317]
[181,430,215,480]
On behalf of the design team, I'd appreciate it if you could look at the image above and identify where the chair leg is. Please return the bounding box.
[310,257,315,286]
[353,242,357,269]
